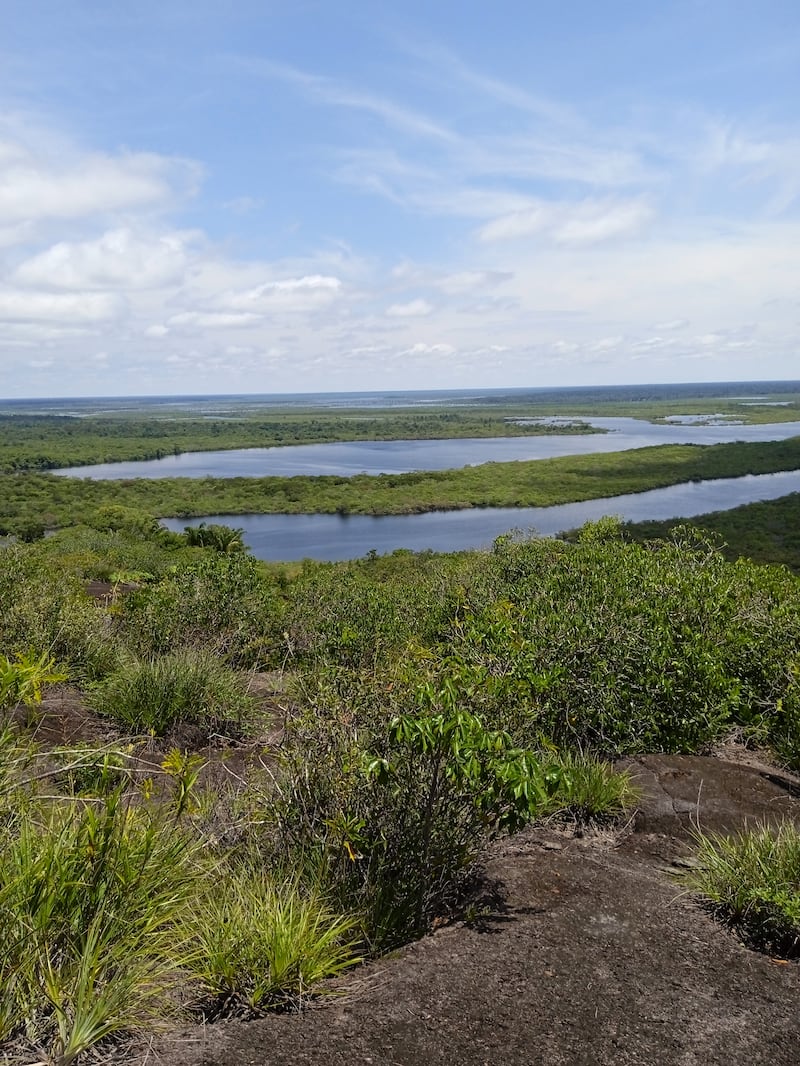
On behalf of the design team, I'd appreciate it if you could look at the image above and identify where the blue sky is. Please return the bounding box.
[2,0,800,397]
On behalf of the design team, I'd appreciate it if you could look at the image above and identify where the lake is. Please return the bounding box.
[162,468,800,562]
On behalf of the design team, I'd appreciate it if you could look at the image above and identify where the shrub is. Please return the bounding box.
[274,679,637,952]
[88,649,255,735]
[120,553,283,666]
[0,649,66,712]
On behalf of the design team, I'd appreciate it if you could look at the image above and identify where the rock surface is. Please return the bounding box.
[159,754,800,1066]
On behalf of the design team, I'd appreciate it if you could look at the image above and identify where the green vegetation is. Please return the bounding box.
[4,439,800,1057]
[625,492,800,572]
[4,436,800,532]
[186,870,362,1014]
[0,774,201,1064]
[0,408,599,473]
[682,822,800,956]
[87,649,256,735]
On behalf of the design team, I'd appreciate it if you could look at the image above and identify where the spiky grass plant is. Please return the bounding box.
[88,648,255,735]
[681,821,800,955]
[185,864,362,1016]
[0,791,202,1063]
[543,751,640,824]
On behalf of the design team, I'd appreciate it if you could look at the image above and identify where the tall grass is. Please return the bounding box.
[185,864,362,1016]
[681,821,800,955]
[0,792,201,1063]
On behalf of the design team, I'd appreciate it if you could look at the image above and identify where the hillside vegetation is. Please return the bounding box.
[3,499,800,1059]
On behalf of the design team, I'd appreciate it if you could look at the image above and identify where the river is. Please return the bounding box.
[161,468,800,562]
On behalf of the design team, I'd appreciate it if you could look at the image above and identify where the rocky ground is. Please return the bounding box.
[151,752,800,1066]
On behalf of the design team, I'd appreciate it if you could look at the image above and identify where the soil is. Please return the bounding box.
[152,752,800,1066]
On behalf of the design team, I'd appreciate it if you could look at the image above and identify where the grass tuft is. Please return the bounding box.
[681,820,800,956]
[0,791,201,1062]
[544,751,640,824]
[88,648,255,735]
[185,865,362,1016]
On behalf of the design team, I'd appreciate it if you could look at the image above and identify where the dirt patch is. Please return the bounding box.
[156,754,800,1066]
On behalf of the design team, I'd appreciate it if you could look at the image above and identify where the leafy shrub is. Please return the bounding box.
[88,649,255,735]
[120,553,283,666]
[275,679,636,952]
[182,522,246,553]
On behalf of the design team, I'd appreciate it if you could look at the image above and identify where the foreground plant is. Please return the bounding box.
[681,821,800,955]
[0,791,201,1064]
[277,682,639,953]
[0,649,66,712]
[185,865,361,1016]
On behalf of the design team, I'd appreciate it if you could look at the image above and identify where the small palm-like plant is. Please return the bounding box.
[0,649,66,711]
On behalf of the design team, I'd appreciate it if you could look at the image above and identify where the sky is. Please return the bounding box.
[2,0,800,397]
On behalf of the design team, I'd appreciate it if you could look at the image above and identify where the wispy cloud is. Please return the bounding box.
[231,58,460,144]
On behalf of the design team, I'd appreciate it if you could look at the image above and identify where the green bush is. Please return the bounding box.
[0,547,130,683]
[275,680,637,952]
[120,553,283,666]
[88,649,255,735]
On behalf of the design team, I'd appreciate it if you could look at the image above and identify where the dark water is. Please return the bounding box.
[54,417,800,480]
[162,469,800,562]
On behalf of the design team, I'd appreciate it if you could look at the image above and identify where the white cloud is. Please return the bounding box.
[400,342,456,358]
[0,288,124,323]
[219,274,342,313]
[479,199,652,245]
[653,319,688,331]
[0,144,196,230]
[14,228,192,290]
[166,311,262,330]
[386,298,433,317]
[554,201,653,246]
[237,59,459,145]
[592,336,624,352]
[434,270,513,295]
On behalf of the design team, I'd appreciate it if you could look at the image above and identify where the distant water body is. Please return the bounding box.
[163,469,800,562]
[55,416,800,480]
[20,381,800,561]
[6,379,800,417]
